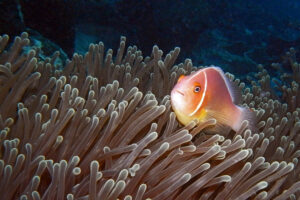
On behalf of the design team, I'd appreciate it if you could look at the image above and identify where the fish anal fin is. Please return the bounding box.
[234,106,258,133]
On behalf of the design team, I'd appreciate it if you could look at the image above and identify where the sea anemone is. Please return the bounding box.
[0,32,299,199]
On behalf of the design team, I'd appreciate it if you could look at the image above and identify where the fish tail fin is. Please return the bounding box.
[233,106,258,133]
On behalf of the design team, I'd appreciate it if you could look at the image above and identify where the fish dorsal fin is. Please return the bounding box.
[211,66,242,104]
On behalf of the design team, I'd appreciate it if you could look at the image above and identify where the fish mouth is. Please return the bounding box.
[171,89,187,115]
[175,90,184,96]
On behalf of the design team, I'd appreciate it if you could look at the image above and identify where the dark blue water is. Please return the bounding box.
[1,0,300,78]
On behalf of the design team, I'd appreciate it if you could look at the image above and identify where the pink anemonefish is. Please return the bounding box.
[171,66,256,132]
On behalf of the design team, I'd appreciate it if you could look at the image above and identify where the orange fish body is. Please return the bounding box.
[171,66,255,132]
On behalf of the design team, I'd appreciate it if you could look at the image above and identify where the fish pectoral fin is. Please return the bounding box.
[205,109,232,127]
[203,109,233,135]
[204,121,232,136]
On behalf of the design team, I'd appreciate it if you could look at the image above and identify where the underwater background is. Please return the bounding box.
[2,0,300,77]
[1,0,300,199]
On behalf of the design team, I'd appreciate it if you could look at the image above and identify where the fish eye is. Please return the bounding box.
[194,86,201,93]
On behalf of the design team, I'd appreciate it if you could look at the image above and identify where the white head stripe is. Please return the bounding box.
[186,69,202,82]
[189,71,207,116]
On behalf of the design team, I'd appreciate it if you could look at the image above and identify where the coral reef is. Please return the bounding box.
[0,33,300,199]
